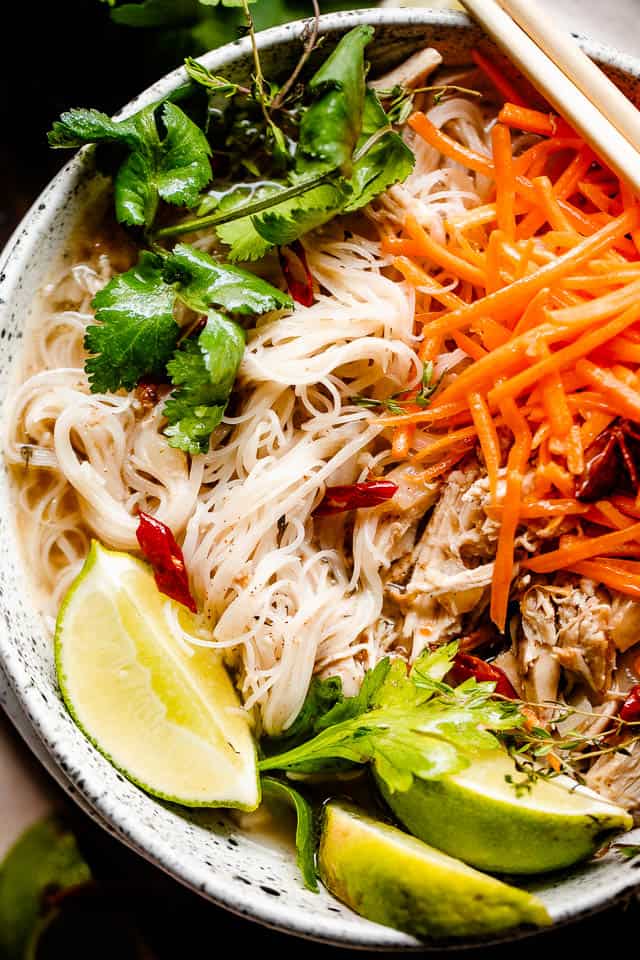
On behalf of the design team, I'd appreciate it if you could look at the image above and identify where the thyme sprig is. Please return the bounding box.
[352,360,441,414]
[383,84,482,125]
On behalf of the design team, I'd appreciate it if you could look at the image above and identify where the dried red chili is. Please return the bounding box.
[279,240,314,307]
[447,652,518,699]
[136,511,196,612]
[620,684,640,723]
[314,480,399,516]
[576,419,640,502]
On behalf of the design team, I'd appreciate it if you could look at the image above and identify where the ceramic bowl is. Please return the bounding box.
[1,7,640,950]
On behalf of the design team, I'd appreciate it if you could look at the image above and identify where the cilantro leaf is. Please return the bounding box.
[259,652,523,793]
[261,777,318,892]
[343,89,415,212]
[170,243,292,313]
[85,243,289,399]
[252,182,348,247]
[268,675,345,749]
[48,101,212,228]
[164,311,245,453]
[86,252,179,392]
[296,24,373,177]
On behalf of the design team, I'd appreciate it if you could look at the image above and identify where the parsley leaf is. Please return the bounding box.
[86,252,179,392]
[48,102,212,228]
[164,311,245,454]
[252,182,349,247]
[267,675,345,749]
[259,646,523,794]
[261,777,318,892]
[296,24,373,178]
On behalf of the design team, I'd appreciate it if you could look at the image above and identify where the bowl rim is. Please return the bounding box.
[2,5,640,950]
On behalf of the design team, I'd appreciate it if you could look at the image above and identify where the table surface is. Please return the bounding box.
[2,1,640,955]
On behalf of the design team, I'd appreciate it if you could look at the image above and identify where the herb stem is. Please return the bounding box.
[271,0,321,111]
[153,172,335,239]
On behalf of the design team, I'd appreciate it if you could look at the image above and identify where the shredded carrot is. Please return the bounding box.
[404,216,487,287]
[490,398,531,630]
[468,392,501,498]
[576,359,640,422]
[471,49,528,106]
[566,559,640,600]
[492,124,516,241]
[523,523,640,573]
[498,102,557,136]
[376,93,640,621]
[391,424,415,459]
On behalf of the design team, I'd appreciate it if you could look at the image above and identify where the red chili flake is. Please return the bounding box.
[620,684,640,723]
[279,240,314,307]
[447,652,518,700]
[136,511,196,613]
[314,480,399,516]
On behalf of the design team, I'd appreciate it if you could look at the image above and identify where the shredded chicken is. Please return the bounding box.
[553,580,616,696]
[391,468,498,659]
[517,585,562,713]
[585,741,640,819]
[609,596,640,653]
[369,47,443,93]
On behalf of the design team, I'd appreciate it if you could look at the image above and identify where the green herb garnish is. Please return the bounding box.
[261,777,318,891]
[259,645,523,794]
[49,102,212,228]
[352,360,441,416]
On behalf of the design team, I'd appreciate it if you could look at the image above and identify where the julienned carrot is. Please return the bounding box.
[471,49,528,106]
[392,424,415,459]
[486,499,589,519]
[468,392,501,498]
[566,560,640,600]
[412,425,478,463]
[393,257,463,311]
[498,103,557,136]
[523,522,640,573]
[576,359,640,421]
[532,176,572,232]
[409,441,475,484]
[488,302,640,408]
[418,207,640,345]
[452,330,488,359]
[491,398,531,630]
[403,216,487,287]
[492,124,516,241]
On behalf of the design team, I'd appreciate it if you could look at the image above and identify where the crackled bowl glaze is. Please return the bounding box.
[1,8,640,950]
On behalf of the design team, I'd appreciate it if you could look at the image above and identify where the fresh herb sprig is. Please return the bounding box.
[352,360,441,415]
[48,21,416,455]
[260,644,524,794]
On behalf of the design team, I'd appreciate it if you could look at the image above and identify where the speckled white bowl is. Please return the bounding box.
[1,8,640,950]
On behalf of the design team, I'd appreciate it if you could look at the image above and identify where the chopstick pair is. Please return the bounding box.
[459,0,640,194]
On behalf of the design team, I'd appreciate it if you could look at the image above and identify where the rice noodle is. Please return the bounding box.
[3,86,492,734]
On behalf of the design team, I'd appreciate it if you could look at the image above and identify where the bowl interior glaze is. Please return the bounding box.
[1,8,640,950]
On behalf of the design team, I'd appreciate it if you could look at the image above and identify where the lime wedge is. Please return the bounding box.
[377,750,632,874]
[319,802,551,938]
[55,541,259,809]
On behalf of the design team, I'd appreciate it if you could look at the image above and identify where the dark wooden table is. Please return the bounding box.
[1,2,638,955]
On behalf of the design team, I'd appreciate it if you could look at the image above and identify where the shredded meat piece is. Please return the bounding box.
[609,595,640,652]
[517,585,562,712]
[394,468,498,659]
[371,463,440,569]
[585,741,640,819]
[369,48,443,93]
[553,580,615,696]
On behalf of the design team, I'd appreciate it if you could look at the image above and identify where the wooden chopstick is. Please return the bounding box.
[459,0,640,195]
[496,0,640,152]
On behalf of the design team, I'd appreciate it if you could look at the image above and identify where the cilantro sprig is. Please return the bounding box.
[49,102,212,228]
[260,644,523,794]
[86,244,291,452]
[49,21,416,458]
[157,26,415,256]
